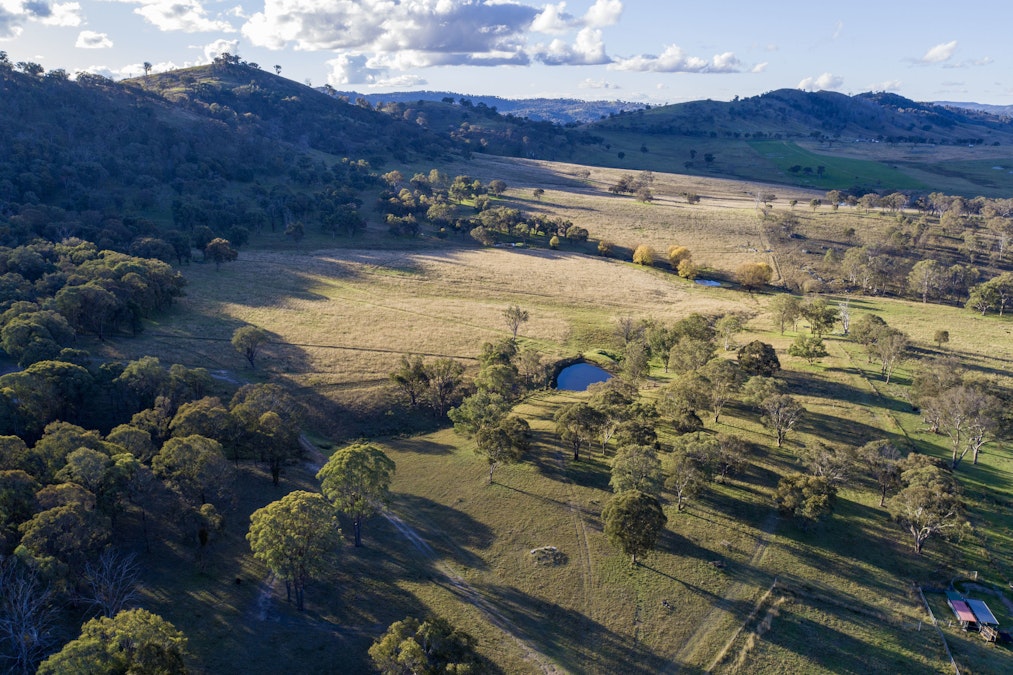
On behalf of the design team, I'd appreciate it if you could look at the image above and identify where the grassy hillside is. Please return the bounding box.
[84,158,1013,674]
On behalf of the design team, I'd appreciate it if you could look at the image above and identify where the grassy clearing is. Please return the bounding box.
[554,126,1013,197]
[748,140,928,192]
[90,154,1013,674]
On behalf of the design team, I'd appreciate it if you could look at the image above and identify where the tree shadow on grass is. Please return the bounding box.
[529,446,613,492]
[755,591,939,674]
[458,582,699,675]
[390,494,496,565]
[798,409,910,449]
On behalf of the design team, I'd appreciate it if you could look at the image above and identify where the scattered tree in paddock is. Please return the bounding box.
[768,295,801,335]
[737,340,780,377]
[609,445,663,496]
[760,394,805,447]
[736,262,773,291]
[152,435,235,511]
[698,358,744,423]
[799,442,856,487]
[871,327,908,383]
[554,402,601,461]
[714,314,744,351]
[667,335,716,374]
[317,443,395,547]
[663,449,705,512]
[369,615,480,675]
[774,473,836,528]
[231,326,270,369]
[788,334,828,365]
[799,297,837,337]
[632,244,655,266]
[860,440,903,507]
[503,305,529,339]
[475,415,530,483]
[36,609,188,674]
[247,491,342,611]
[203,237,237,270]
[887,457,966,554]
[602,489,667,565]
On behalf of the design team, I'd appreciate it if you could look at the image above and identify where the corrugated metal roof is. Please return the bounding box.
[965,598,999,625]
[948,599,977,623]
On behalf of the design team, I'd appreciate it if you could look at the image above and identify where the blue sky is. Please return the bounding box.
[1,0,1009,104]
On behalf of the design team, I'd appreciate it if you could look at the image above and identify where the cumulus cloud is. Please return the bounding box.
[920,40,957,64]
[75,30,112,49]
[37,2,81,27]
[531,1,571,34]
[944,55,993,69]
[584,0,622,28]
[611,44,741,73]
[869,79,902,92]
[202,38,240,63]
[244,0,537,56]
[798,72,844,91]
[751,62,768,73]
[0,0,80,38]
[580,77,620,90]
[326,53,385,86]
[535,27,608,65]
[130,0,235,33]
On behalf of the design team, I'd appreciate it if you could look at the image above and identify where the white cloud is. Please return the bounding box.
[0,7,23,39]
[37,2,81,27]
[832,19,843,40]
[75,30,112,48]
[326,53,384,86]
[580,77,619,90]
[0,0,80,37]
[611,44,741,73]
[132,0,235,33]
[584,0,621,28]
[920,40,956,64]
[531,1,570,34]
[202,38,239,63]
[751,61,768,73]
[798,72,844,91]
[244,0,538,56]
[944,55,993,69]
[369,73,426,88]
[869,79,902,92]
[536,26,608,65]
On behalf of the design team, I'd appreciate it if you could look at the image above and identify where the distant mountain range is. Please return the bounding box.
[330,90,644,124]
[333,88,1013,129]
[937,101,1013,118]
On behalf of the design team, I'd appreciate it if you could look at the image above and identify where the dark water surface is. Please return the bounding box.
[556,362,612,391]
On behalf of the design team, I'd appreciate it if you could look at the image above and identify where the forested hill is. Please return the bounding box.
[590,88,1013,145]
[125,60,460,163]
[0,58,468,250]
[331,89,642,124]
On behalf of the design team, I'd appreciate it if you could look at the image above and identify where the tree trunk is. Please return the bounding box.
[353,516,363,547]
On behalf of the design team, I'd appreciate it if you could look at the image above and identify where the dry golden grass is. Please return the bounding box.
[440,155,822,274]
[104,245,747,436]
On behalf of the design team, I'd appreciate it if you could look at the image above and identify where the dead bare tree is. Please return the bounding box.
[83,548,142,618]
[0,561,60,674]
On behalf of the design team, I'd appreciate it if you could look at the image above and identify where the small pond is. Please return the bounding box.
[694,279,722,287]
[556,362,612,391]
